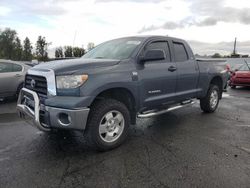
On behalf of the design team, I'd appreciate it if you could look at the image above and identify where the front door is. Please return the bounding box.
[137,40,177,110]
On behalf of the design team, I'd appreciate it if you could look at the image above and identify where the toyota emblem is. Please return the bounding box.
[30,79,36,88]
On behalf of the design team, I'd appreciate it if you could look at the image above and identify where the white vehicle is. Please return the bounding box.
[0,59,30,99]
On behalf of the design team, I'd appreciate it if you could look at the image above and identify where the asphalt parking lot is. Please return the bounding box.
[0,88,249,188]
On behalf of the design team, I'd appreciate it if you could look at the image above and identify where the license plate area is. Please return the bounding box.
[17,88,51,131]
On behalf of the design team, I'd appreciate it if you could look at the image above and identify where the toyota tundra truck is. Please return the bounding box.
[17,36,228,151]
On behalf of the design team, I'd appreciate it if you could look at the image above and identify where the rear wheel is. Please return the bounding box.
[230,85,236,89]
[85,99,130,151]
[200,84,220,113]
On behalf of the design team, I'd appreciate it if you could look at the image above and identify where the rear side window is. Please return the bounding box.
[13,64,22,72]
[173,42,188,62]
[0,62,22,73]
[0,62,13,73]
[146,41,171,62]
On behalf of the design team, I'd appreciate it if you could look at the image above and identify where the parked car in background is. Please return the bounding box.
[0,59,30,99]
[23,62,38,67]
[229,61,250,88]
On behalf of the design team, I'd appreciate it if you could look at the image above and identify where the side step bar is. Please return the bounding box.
[137,100,196,118]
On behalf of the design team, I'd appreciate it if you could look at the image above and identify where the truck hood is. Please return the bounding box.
[32,58,120,75]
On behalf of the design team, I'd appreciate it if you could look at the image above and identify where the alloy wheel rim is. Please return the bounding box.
[210,90,218,109]
[99,110,125,143]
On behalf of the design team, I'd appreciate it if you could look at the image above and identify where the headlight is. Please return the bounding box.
[56,74,88,89]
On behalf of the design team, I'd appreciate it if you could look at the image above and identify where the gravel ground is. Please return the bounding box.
[0,87,249,188]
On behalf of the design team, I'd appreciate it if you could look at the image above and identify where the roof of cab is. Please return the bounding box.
[116,35,186,43]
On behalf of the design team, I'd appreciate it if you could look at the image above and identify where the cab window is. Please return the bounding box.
[13,64,23,72]
[173,42,188,62]
[0,62,23,73]
[146,41,171,62]
[0,62,13,73]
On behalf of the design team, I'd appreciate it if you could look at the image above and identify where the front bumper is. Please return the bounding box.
[17,88,90,131]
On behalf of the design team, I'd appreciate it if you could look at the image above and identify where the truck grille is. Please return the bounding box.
[25,74,47,96]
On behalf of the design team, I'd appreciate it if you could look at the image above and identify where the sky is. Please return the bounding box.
[1,0,250,56]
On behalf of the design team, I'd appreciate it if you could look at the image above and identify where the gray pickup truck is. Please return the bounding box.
[17,36,228,151]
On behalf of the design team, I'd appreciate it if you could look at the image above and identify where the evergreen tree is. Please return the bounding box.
[22,37,33,61]
[36,36,49,61]
[13,37,23,61]
[0,28,18,60]
[64,46,73,57]
[73,47,85,57]
[55,47,63,58]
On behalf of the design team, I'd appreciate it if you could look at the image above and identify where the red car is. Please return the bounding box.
[229,62,250,88]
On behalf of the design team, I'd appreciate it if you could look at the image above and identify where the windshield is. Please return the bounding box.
[82,38,143,60]
[246,62,250,69]
[238,61,250,71]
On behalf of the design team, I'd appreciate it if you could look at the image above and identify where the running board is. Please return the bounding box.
[137,101,195,118]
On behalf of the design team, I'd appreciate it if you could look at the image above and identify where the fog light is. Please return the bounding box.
[58,113,71,126]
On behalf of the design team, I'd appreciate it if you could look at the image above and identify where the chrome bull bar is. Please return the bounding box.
[17,88,51,131]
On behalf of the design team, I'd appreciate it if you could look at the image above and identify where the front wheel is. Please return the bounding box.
[85,99,130,151]
[200,84,220,113]
[16,83,24,98]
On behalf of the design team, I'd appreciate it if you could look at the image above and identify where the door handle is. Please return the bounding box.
[15,74,22,77]
[168,66,177,72]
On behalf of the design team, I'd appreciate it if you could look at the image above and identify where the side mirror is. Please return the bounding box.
[235,69,239,72]
[141,49,165,63]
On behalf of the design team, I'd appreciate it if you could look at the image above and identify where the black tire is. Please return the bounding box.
[85,99,130,151]
[230,85,236,89]
[200,84,220,113]
[16,83,24,98]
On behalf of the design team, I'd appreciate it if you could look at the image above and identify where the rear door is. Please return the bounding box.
[171,40,199,101]
[137,40,177,109]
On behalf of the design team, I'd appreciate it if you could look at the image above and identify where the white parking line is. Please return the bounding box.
[36,131,44,135]
[0,145,13,153]
[222,93,231,98]
[239,147,250,154]
[0,157,10,162]
[235,125,250,128]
